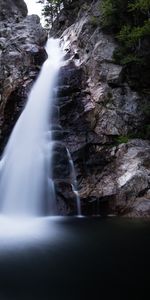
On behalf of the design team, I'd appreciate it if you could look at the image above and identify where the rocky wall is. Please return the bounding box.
[53,0,150,217]
[0,0,48,151]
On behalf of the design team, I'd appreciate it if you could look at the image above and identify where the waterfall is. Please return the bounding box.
[66,149,81,216]
[0,38,62,217]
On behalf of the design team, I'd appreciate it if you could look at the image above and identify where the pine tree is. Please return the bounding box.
[101,0,150,64]
[37,0,72,27]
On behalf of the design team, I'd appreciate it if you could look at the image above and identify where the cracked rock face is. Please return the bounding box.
[0,0,47,151]
[53,0,150,217]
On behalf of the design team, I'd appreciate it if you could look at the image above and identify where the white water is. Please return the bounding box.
[0,38,62,217]
[66,149,81,216]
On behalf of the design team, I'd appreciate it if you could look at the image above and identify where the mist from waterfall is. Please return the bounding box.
[0,38,62,217]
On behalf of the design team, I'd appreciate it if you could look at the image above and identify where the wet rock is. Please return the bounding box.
[78,139,150,216]
[55,181,77,215]
[0,0,48,151]
[52,1,150,216]
[51,142,71,180]
[58,65,82,88]
[124,198,150,218]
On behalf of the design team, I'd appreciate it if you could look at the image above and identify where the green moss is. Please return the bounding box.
[114,135,129,145]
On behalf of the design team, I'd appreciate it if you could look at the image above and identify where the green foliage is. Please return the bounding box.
[101,0,150,66]
[114,50,142,65]
[117,25,143,47]
[101,0,129,31]
[128,0,150,12]
[38,0,72,28]
[117,20,150,48]
[114,135,129,145]
[101,0,115,27]
[113,124,149,142]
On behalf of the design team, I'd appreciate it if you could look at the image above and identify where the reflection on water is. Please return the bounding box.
[0,216,149,300]
[0,215,60,250]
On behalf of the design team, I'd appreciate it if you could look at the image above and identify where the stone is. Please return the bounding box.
[106,64,123,86]
[124,198,150,218]
[0,0,48,151]
[52,1,149,215]
[0,0,27,22]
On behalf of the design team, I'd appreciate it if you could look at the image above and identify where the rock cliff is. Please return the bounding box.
[0,0,149,217]
[0,0,47,151]
[51,0,150,217]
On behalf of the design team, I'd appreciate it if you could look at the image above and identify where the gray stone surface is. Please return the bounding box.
[56,0,150,216]
[0,0,47,150]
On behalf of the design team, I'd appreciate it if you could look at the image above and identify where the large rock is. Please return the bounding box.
[51,0,150,216]
[0,0,27,21]
[78,139,150,216]
[0,0,48,151]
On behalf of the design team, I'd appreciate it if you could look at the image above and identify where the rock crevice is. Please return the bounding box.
[53,0,150,217]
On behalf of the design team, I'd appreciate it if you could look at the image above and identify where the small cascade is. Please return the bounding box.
[48,53,82,216]
[66,149,81,216]
[50,139,81,215]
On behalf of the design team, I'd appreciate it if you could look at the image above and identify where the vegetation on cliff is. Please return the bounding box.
[41,0,150,73]
[101,0,150,138]
[38,0,72,27]
[40,0,150,137]
[101,0,150,66]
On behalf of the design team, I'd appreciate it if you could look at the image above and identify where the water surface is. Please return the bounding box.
[0,216,149,299]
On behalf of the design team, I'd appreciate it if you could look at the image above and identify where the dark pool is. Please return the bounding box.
[0,216,149,300]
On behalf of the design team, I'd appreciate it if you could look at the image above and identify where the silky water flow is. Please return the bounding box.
[0,39,64,217]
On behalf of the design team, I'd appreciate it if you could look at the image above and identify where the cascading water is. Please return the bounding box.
[66,149,81,216]
[0,38,62,217]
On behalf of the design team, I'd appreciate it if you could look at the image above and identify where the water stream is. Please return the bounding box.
[0,39,62,216]
[66,148,81,216]
[0,38,81,217]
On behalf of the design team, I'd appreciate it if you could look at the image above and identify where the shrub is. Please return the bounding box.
[101,0,150,66]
